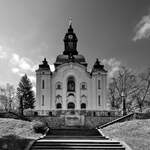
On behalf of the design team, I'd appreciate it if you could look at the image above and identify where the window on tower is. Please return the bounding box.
[42,95,44,106]
[42,80,45,89]
[68,41,73,49]
[98,80,101,89]
[98,95,101,106]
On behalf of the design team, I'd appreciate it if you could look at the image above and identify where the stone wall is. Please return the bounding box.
[29,116,65,129]
[84,116,119,129]
[29,115,120,129]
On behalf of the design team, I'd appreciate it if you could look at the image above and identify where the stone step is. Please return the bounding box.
[43,136,108,140]
[33,144,124,147]
[31,147,125,150]
[31,140,126,150]
[37,140,120,144]
[30,128,126,150]
[48,129,100,136]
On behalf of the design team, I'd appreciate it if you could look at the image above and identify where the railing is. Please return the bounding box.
[98,113,135,129]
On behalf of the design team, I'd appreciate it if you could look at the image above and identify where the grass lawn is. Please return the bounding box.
[0,118,42,150]
[102,119,150,150]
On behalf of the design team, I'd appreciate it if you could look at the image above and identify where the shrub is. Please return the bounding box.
[143,108,150,114]
[24,109,35,116]
[33,121,48,134]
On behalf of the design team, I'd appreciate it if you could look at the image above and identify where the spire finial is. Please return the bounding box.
[69,17,72,26]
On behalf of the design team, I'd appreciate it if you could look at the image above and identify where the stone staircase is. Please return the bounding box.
[30,129,126,150]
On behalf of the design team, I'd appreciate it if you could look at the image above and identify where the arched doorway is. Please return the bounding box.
[67,102,75,109]
[56,103,62,109]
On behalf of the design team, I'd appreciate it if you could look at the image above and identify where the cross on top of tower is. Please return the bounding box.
[69,17,72,26]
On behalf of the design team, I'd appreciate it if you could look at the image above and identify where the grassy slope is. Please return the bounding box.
[102,119,150,150]
[0,118,42,150]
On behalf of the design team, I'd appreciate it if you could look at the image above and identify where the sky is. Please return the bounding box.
[0,0,150,90]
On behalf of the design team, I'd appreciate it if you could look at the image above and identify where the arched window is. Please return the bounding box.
[56,103,62,109]
[67,102,75,109]
[68,93,74,97]
[81,82,87,90]
[56,82,62,89]
[67,76,75,92]
[81,103,86,109]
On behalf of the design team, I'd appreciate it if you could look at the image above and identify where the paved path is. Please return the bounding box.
[30,128,126,150]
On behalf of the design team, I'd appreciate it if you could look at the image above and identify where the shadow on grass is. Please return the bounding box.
[0,134,34,150]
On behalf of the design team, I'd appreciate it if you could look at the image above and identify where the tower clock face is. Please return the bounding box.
[68,34,73,39]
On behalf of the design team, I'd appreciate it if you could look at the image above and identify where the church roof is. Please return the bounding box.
[38,58,50,70]
[91,58,107,73]
[54,54,87,67]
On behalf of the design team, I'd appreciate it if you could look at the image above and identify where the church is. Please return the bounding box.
[35,23,108,116]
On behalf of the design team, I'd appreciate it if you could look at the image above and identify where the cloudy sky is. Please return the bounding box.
[0,0,150,89]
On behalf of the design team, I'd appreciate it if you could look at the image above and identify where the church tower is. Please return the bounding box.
[35,58,52,115]
[63,23,78,56]
[91,59,107,110]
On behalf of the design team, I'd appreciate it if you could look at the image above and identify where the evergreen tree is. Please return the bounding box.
[17,74,35,114]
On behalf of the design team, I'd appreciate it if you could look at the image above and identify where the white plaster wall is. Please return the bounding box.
[51,62,91,110]
[36,62,108,112]
[35,70,51,113]
[91,71,107,110]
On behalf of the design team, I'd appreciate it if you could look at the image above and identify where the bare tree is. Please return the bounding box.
[5,83,16,111]
[0,84,17,111]
[108,66,138,112]
[132,68,150,112]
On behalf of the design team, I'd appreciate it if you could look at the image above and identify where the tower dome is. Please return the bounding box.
[54,22,87,68]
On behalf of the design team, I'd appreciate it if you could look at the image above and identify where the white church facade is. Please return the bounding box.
[35,24,108,116]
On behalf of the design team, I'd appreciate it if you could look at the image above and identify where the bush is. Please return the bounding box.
[24,109,35,116]
[143,108,150,114]
[33,121,48,134]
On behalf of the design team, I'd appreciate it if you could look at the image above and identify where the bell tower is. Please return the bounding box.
[63,20,78,56]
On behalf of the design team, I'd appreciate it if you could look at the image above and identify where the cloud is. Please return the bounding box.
[9,53,37,85]
[11,67,20,73]
[133,14,150,41]
[102,58,121,78]
[0,45,8,59]
[28,75,36,83]
[10,53,35,72]
[32,86,36,93]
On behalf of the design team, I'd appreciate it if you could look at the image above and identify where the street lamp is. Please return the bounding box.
[20,93,24,116]
[121,91,126,116]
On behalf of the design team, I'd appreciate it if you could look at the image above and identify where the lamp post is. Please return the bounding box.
[20,93,24,116]
[121,91,126,116]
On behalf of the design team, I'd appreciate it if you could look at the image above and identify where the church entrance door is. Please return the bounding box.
[67,102,75,109]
